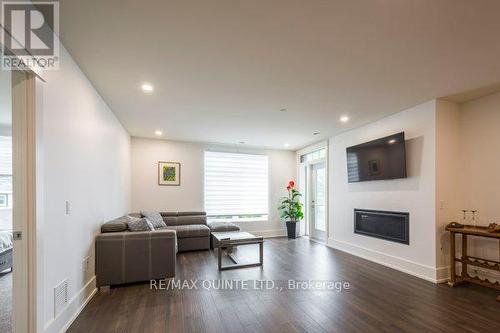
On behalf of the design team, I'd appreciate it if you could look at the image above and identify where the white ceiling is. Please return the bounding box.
[59,0,500,150]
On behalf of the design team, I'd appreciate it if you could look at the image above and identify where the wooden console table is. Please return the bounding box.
[446,225,500,301]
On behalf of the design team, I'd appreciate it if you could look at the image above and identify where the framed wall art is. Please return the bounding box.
[158,161,181,186]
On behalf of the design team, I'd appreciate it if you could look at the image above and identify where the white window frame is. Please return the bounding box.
[0,193,8,207]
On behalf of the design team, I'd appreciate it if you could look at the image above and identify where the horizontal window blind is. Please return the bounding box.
[0,136,12,176]
[204,151,269,218]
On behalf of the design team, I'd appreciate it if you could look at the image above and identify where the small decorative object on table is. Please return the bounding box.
[487,223,500,233]
[158,161,181,186]
[278,180,304,239]
[471,210,478,227]
[446,222,464,229]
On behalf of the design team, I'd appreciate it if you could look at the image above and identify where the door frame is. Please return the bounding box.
[8,66,38,333]
[296,141,329,243]
[309,161,327,241]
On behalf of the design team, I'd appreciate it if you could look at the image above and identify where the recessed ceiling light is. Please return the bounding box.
[141,83,154,93]
[154,130,163,136]
[340,115,349,123]
[313,132,320,136]
[388,139,397,144]
[284,143,290,148]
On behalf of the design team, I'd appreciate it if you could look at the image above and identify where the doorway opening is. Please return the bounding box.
[0,66,13,333]
[298,145,328,243]
[0,66,37,333]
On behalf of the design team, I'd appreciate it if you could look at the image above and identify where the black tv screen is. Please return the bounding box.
[346,132,407,183]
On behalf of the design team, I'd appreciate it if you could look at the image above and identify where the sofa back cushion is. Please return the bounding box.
[160,212,207,226]
[176,215,207,226]
[126,212,207,226]
[101,216,129,233]
[163,216,178,226]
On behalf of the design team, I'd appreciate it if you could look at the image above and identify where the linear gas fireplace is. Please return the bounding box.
[354,209,409,245]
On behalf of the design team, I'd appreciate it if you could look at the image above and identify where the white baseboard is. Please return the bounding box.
[250,229,286,238]
[44,276,97,333]
[327,239,441,283]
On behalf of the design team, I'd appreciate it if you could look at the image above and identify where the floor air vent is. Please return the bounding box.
[54,279,68,317]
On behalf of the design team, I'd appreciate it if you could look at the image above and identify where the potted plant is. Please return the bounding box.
[278,180,304,239]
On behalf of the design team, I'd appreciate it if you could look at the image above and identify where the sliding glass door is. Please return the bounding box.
[298,146,328,242]
[310,161,326,241]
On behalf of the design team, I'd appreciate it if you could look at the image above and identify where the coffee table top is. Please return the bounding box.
[211,231,261,242]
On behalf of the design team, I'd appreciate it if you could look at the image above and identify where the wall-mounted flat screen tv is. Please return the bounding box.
[346,132,407,183]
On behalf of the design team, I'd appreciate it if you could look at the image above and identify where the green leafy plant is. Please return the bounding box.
[278,180,304,223]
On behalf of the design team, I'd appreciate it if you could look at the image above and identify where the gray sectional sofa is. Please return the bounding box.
[130,211,211,251]
[95,211,239,287]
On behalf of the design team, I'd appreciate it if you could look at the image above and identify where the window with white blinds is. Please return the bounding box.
[0,136,12,175]
[204,151,269,222]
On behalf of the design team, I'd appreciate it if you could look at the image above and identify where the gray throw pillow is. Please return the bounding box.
[141,211,167,229]
[127,217,154,232]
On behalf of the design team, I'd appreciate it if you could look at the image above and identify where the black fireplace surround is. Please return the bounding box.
[354,209,409,245]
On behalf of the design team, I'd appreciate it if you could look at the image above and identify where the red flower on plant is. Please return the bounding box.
[288,180,295,188]
[286,185,291,191]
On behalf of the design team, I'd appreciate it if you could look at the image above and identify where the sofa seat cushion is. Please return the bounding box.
[208,221,240,232]
[166,225,210,239]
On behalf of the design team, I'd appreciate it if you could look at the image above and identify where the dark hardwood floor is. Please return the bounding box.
[68,238,500,333]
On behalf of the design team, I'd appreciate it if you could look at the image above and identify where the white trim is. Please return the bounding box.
[11,70,38,333]
[249,229,286,238]
[35,77,46,333]
[43,276,97,333]
[296,140,328,156]
[295,141,329,240]
[328,239,441,283]
[307,236,326,245]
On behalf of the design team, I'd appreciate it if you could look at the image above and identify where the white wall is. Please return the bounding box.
[457,93,500,282]
[131,137,296,237]
[328,101,439,282]
[37,46,131,333]
[459,93,500,229]
[435,100,461,279]
[433,95,500,283]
